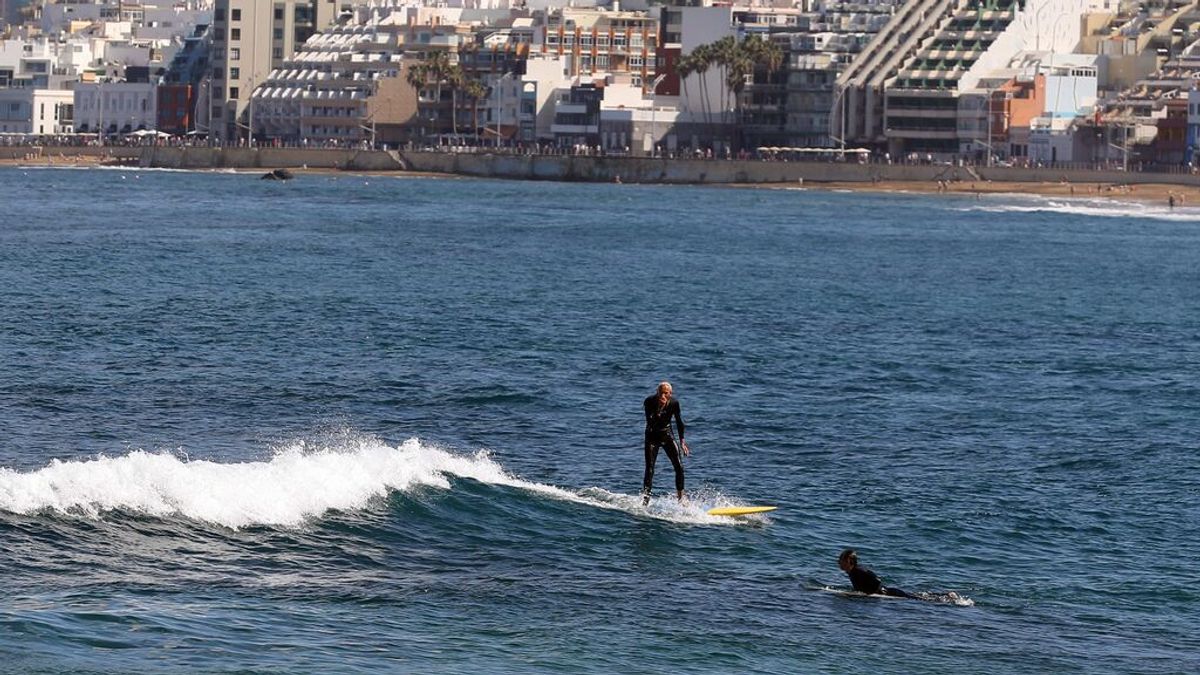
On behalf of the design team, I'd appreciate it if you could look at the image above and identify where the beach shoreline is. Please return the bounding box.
[761,178,1198,206]
[3,152,1196,205]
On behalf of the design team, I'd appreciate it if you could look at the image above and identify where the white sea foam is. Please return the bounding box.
[958,196,1195,222]
[11,164,197,173]
[0,437,505,528]
[0,437,756,529]
[818,586,974,606]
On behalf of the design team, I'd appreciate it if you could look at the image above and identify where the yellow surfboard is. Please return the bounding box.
[707,506,777,517]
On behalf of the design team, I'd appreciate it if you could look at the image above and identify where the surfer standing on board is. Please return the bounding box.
[642,381,689,505]
[838,549,914,598]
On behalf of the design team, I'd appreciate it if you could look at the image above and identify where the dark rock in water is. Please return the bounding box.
[261,168,294,181]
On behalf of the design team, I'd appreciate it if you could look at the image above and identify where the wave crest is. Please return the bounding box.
[0,437,510,529]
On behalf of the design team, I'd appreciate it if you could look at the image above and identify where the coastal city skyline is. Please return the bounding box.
[0,0,1198,167]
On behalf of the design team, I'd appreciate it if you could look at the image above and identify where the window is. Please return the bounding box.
[274,28,283,39]
[631,34,643,48]
[231,28,240,41]
[230,87,239,98]
[598,35,609,47]
[597,54,609,68]
[214,8,225,21]
[273,47,283,59]
[213,67,223,80]
[613,35,626,48]
[232,9,241,21]
[230,67,240,79]
[581,35,592,47]
[630,55,643,68]
[230,48,240,60]
[275,8,284,20]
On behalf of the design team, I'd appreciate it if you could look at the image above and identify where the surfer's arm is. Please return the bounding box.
[673,402,689,455]
[672,401,685,439]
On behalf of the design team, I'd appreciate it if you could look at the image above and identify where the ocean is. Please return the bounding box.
[1,167,1198,674]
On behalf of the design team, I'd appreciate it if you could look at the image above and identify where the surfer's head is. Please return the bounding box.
[838,549,858,571]
[656,381,673,400]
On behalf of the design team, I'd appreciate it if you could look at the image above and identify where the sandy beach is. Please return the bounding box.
[801,178,1200,206]
[0,152,128,167]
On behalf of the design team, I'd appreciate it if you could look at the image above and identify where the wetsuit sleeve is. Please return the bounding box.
[849,567,883,595]
[672,400,685,440]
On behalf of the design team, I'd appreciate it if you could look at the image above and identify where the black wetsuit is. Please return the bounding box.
[848,565,912,598]
[642,395,685,497]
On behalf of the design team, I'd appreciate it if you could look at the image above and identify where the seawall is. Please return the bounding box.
[3,145,1199,188]
[398,151,1200,188]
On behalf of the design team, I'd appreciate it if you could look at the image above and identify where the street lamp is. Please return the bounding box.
[1107,120,1131,172]
[96,80,105,147]
[650,73,667,156]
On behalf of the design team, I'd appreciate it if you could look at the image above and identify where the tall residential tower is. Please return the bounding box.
[210,0,341,142]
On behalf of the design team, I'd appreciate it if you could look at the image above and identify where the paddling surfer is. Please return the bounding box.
[838,549,914,598]
[642,381,689,504]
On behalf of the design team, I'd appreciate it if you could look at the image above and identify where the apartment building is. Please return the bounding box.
[0,86,73,133]
[883,0,1106,157]
[543,6,658,90]
[210,0,341,142]
[250,13,417,145]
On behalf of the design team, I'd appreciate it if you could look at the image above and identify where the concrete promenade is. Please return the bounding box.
[4,145,1200,189]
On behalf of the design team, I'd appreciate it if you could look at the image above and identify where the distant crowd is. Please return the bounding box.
[2,132,1196,174]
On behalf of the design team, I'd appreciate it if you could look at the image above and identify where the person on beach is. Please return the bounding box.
[838,549,914,598]
[642,381,689,504]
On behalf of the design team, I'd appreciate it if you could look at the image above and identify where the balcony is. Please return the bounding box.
[555,102,590,115]
[551,123,598,134]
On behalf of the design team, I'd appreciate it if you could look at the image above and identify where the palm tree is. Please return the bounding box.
[445,63,465,137]
[405,62,432,139]
[691,43,713,127]
[712,36,739,124]
[725,52,753,143]
[462,78,487,142]
[405,51,457,140]
[676,53,694,107]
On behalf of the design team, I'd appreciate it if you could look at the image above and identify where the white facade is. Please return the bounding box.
[0,37,97,86]
[958,0,1110,93]
[1045,71,1098,117]
[1028,115,1078,163]
[41,1,211,37]
[600,101,681,154]
[74,81,158,133]
[103,41,157,68]
[136,6,214,41]
[0,88,75,134]
[522,53,572,141]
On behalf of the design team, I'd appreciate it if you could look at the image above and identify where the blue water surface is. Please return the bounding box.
[1,167,1199,674]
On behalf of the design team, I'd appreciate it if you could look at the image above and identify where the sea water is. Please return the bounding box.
[1,167,1198,674]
